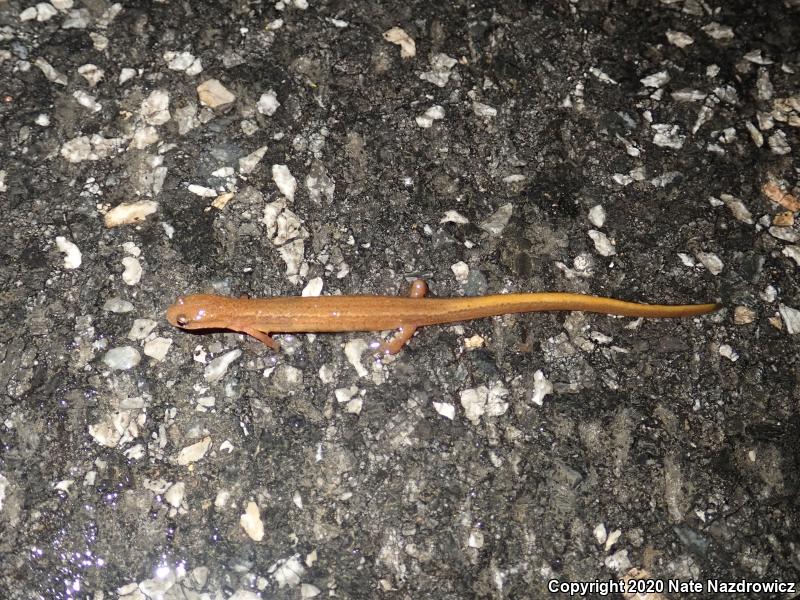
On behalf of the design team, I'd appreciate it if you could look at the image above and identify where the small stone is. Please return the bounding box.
[55,236,81,269]
[128,319,157,341]
[204,349,242,382]
[382,27,416,58]
[239,146,268,174]
[197,79,236,108]
[164,482,185,508]
[257,90,280,116]
[119,68,137,84]
[104,200,158,228]
[144,337,172,361]
[530,370,553,406]
[240,501,265,541]
[103,298,134,313]
[479,203,513,236]
[415,105,445,128]
[176,436,212,465]
[473,101,497,118]
[720,193,753,224]
[122,257,142,285]
[588,205,606,227]
[588,229,616,256]
[666,30,693,47]
[695,251,724,275]
[782,246,800,266]
[272,164,297,201]
[141,90,170,125]
[102,346,141,370]
[641,71,670,88]
[733,306,756,324]
[432,402,455,420]
[77,63,104,87]
[779,304,800,334]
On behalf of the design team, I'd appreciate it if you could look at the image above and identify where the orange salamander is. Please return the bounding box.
[166,279,721,355]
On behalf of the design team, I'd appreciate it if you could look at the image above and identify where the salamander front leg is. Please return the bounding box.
[242,327,281,351]
[376,279,428,355]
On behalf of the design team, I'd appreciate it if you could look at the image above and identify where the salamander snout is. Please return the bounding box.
[166,294,221,329]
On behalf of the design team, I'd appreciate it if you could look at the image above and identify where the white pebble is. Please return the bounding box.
[301,583,321,598]
[73,90,101,112]
[77,63,104,87]
[187,184,217,198]
[36,3,58,21]
[141,89,171,125]
[473,101,497,118]
[588,229,616,256]
[640,70,670,88]
[239,146,268,175]
[302,277,323,296]
[415,105,445,128]
[197,79,236,108]
[779,304,800,334]
[530,370,553,406]
[605,529,622,552]
[666,30,693,47]
[144,337,172,361]
[451,261,469,283]
[695,251,724,275]
[55,236,82,269]
[35,57,67,85]
[782,246,800,266]
[720,193,753,224]
[272,164,297,201]
[467,530,484,548]
[164,51,196,71]
[204,349,242,382]
[594,523,607,545]
[103,298,134,313]
[652,123,686,149]
[440,210,469,224]
[119,68,137,84]
[382,27,416,59]
[127,318,157,341]
[121,256,142,285]
[345,397,363,414]
[240,501,265,541]
[334,386,359,403]
[479,203,513,236]
[164,482,185,508]
[104,200,158,228]
[176,436,212,465]
[718,344,739,361]
[769,226,799,243]
[344,339,369,378]
[102,346,141,370]
[256,90,280,116]
[20,7,38,20]
[588,205,606,227]
[272,556,305,588]
[432,402,455,420]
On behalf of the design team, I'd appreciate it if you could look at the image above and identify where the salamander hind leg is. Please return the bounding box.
[242,327,281,351]
[377,325,418,355]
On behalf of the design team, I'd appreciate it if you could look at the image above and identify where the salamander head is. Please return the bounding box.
[166,294,232,330]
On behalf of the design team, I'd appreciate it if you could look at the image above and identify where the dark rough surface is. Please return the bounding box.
[1,0,799,599]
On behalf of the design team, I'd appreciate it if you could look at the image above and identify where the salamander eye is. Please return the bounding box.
[176,315,189,326]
